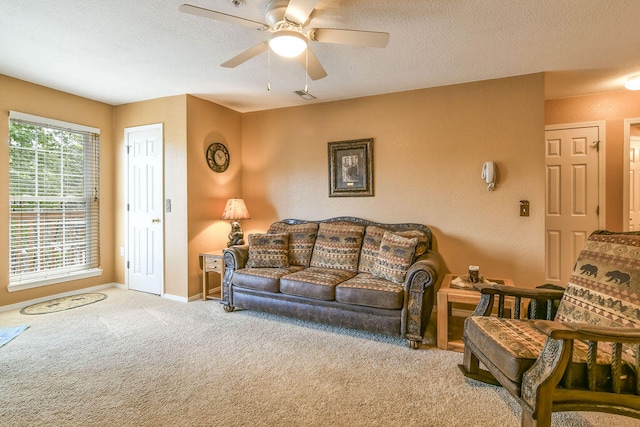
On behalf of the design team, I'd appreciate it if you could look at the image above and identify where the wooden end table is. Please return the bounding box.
[199,250,225,301]
[436,273,515,352]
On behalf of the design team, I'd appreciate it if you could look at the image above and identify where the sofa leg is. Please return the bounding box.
[223,304,235,313]
[406,338,421,349]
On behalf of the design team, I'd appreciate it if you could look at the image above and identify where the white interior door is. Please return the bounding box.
[125,123,164,295]
[545,123,603,287]
[630,136,640,231]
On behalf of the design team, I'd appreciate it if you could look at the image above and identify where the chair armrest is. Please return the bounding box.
[475,282,565,300]
[521,319,640,408]
[530,319,640,344]
[471,283,565,318]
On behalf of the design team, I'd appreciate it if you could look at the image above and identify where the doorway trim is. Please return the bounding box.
[623,118,640,231]
[545,120,606,230]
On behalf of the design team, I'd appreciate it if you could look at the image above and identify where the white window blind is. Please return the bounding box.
[8,112,101,289]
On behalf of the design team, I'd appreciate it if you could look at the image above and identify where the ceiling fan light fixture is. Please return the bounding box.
[269,30,307,58]
[625,75,640,91]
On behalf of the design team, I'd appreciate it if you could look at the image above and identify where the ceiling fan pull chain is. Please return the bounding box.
[267,48,271,92]
[305,48,309,93]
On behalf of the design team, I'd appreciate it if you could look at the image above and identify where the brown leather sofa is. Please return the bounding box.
[221,217,443,348]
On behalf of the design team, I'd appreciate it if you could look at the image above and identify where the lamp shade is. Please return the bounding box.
[268,30,307,58]
[221,198,250,221]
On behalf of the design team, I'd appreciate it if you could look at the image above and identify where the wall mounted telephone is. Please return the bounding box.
[481,161,496,191]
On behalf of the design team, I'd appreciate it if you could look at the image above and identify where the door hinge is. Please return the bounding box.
[597,206,600,215]
[126,145,130,154]
[127,203,130,211]
[127,261,130,269]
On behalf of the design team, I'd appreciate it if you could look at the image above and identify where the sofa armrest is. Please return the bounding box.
[221,245,249,306]
[403,251,442,348]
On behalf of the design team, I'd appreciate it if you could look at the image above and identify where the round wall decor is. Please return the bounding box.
[206,143,230,172]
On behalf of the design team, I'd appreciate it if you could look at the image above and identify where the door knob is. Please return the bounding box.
[151,218,160,223]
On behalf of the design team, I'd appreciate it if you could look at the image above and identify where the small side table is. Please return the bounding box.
[436,274,515,352]
[199,250,225,301]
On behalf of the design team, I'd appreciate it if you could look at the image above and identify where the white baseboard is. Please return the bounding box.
[162,293,190,303]
[0,282,121,313]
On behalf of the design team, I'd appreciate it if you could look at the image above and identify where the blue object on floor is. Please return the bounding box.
[0,325,29,348]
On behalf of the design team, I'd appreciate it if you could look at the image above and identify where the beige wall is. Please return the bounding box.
[112,95,242,300]
[545,90,640,231]
[0,75,115,306]
[0,71,547,307]
[113,95,189,298]
[242,73,546,287]
[186,95,242,297]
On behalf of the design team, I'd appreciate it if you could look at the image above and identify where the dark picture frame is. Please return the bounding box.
[328,138,374,197]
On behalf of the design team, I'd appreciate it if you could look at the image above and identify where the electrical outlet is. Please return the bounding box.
[520,200,530,217]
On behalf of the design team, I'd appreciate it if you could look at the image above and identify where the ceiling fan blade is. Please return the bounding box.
[221,42,269,68]
[284,0,319,25]
[297,48,327,81]
[179,4,268,31]
[312,28,390,48]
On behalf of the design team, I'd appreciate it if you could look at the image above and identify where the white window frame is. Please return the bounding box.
[7,111,102,292]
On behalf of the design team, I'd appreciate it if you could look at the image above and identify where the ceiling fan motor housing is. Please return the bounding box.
[265,0,289,27]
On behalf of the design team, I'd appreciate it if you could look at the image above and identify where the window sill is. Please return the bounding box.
[8,268,104,292]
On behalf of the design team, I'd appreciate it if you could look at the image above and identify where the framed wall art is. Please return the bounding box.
[328,138,374,197]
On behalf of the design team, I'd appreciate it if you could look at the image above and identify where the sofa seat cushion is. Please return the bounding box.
[465,316,637,390]
[232,266,305,293]
[335,273,404,309]
[280,267,357,300]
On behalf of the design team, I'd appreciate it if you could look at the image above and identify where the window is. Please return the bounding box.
[8,112,101,291]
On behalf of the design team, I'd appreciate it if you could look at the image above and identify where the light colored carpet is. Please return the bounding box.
[0,287,638,427]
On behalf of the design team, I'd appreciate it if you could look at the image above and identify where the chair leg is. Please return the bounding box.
[463,345,480,375]
[458,345,502,386]
[521,405,551,427]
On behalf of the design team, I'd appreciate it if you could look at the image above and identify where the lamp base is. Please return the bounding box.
[227,221,245,247]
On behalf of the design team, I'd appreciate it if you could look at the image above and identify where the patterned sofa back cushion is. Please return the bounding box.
[310,223,364,271]
[268,222,319,267]
[555,232,640,329]
[245,233,290,268]
[358,226,429,274]
[372,231,418,284]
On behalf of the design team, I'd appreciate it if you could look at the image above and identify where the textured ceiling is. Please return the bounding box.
[2,0,640,113]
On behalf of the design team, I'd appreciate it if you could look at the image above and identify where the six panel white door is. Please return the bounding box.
[126,123,164,295]
[545,125,600,286]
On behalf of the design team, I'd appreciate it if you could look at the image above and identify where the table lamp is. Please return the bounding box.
[221,198,250,247]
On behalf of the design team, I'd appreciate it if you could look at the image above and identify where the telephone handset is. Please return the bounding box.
[481,162,496,191]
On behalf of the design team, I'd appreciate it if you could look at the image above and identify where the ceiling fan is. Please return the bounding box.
[179,0,390,81]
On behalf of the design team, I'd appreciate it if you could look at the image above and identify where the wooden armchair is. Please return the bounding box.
[458,231,640,427]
